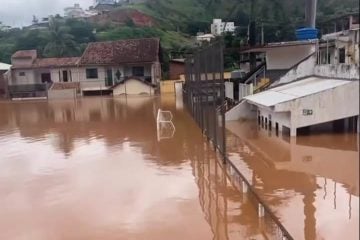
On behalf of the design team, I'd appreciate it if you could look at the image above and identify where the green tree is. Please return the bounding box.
[43,19,79,57]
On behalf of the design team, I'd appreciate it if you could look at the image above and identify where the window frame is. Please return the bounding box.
[132,66,145,77]
[86,68,99,79]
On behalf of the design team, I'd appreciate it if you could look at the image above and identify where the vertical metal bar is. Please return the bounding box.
[219,41,226,160]
[211,44,217,150]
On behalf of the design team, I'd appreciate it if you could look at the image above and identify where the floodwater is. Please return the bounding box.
[226,121,359,240]
[0,96,269,240]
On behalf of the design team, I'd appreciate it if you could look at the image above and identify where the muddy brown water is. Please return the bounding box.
[0,96,270,240]
[226,121,359,240]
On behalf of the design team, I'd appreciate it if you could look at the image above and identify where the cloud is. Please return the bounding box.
[0,0,93,27]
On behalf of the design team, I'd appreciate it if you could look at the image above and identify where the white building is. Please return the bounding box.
[196,33,215,44]
[226,22,359,136]
[210,19,235,36]
[7,38,161,98]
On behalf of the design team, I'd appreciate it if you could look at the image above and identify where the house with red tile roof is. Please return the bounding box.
[7,38,161,98]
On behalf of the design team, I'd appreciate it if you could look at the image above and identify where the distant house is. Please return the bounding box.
[7,38,162,98]
[0,62,11,98]
[64,4,98,19]
[196,33,215,45]
[169,59,185,80]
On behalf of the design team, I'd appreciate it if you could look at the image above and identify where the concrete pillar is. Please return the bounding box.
[290,127,297,137]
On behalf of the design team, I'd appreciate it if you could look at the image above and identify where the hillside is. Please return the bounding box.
[0,0,358,65]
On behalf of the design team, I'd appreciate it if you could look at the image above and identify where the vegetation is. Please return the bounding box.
[0,0,358,70]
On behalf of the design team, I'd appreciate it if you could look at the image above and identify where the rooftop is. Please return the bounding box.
[0,62,11,71]
[79,38,160,65]
[12,50,37,59]
[245,76,352,107]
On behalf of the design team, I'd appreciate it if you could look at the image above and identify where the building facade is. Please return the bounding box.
[7,38,161,98]
[210,19,235,36]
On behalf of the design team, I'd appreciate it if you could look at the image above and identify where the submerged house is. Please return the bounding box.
[7,38,161,98]
[226,14,359,136]
[0,62,11,98]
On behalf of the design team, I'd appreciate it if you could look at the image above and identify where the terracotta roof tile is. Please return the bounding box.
[34,57,80,68]
[79,38,160,65]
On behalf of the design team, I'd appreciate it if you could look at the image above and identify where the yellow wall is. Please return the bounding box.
[160,80,184,94]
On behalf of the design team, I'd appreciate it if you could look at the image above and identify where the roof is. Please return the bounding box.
[34,57,80,68]
[12,50,37,59]
[240,40,317,53]
[0,62,11,71]
[170,59,185,63]
[79,38,160,65]
[244,77,351,107]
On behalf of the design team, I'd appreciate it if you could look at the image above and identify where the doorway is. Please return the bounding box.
[41,73,52,83]
[62,70,68,82]
[106,69,113,87]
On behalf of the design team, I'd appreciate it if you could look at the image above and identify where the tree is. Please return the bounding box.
[43,19,79,57]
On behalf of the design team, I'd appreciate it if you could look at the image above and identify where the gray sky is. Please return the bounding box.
[0,0,93,27]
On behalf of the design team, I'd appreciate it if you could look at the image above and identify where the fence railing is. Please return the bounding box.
[183,41,294,240]
[183,41,226,156]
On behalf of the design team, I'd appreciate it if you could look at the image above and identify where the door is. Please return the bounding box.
[106,69,113,87]
[62,70,68,82]
[41,73,52,83]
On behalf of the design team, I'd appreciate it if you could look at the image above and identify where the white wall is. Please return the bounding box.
[10,69,37,85]
[314,64,359,79]
[266,44,316,70]
[275,81,359,129]
[258,107,291,130]
[113,79,154,96]
[273,54,316,86]
[225,101,256,121]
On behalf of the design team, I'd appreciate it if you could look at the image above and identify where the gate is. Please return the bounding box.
[183,41,226,157]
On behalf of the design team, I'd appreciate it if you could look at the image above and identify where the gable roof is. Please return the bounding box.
[79,38,160,65]
[12,50,37,59]
[34,57,80,68]
[244,76,351,107]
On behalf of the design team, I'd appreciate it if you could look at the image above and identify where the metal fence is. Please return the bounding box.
[183,41,294,240]
[183,41,226,157]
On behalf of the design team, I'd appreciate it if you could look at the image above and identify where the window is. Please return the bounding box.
[19,72,25,76]
[132,66,144,77]
[86,68,98,79]
[338,48,346,63]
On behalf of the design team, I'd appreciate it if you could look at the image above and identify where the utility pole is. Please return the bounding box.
[305,0,318,28]
[249,0,257,71]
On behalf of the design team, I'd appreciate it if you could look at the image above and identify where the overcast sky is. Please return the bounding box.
[0,0,93,27]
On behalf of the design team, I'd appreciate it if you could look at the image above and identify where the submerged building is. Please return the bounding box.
[226,13,359,136]
[7,38,161,99]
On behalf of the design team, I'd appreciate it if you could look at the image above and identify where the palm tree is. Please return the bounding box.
[43,19,79,57]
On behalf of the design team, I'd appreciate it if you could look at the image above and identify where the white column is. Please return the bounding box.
[290,127,297,137]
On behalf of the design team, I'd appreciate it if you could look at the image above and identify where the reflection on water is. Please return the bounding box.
[226,120,359,240]
[0,96,270,240]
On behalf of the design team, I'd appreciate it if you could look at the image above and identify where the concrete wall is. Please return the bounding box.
[113,79,154,96]
[314,64,359,79]
[257,107,291,131]
[266,44,316,70]
[48,89,77,99]
[225,101,257,121]
[274,54,316,86]
[275,81,359,129]
[10,69,37,85]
